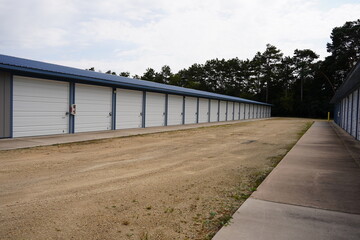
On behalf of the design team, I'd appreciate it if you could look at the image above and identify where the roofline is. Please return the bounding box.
[330,60,360,104]
[0,55,273,106]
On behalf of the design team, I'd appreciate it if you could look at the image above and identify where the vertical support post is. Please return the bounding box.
[164,94,168,126]
[9,74,13,138]
[142,91,146,128]
[69,82,75,134]
[112,88,116,130]
[350,93,354,135]
[356,89,360,140]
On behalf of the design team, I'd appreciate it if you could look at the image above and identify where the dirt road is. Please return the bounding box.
[0,118,312,240]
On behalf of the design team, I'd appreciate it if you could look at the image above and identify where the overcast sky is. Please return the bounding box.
[1,0,359,76]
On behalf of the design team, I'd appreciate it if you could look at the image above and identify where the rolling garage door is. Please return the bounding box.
[13,76,69,137]
[210,100,219,122]
[198,98,209,123]
[116,89,143,129]
[185,96,197,124]
[234,102,240,120]
[347,95,351,133]
[240,103,245,120]
[227,102,234,121]
[219,101,227,121]
[167,94,183,126]
[145,92,165,127]
[250,104,254,119]
[351,90,358,137]
[75,84,112,133]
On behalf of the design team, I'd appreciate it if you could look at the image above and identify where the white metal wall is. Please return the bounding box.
[13,76,69,137]
[116,89,143,129]
[185,96,198,124]
[234,102,240,120]
[227,102,234,121]
[219,101,227,121]
[145,92,165,127]
[167,94,183,126]
[210,100,219,122]
[75,84,112,133]
[198,98,209,123]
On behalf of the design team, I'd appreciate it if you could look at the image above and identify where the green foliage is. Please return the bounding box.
[89,19,359,118]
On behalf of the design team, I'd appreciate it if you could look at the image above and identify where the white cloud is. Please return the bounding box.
[0,0,359,75]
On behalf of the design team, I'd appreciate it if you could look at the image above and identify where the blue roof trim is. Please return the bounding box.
[0,54,272,106]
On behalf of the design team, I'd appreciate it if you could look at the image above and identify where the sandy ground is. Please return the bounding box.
[0,118,312,240]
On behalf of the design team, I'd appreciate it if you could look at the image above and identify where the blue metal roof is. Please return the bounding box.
[0,54,271,106]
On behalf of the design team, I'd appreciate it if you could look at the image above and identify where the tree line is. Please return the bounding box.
[89,19,360,118]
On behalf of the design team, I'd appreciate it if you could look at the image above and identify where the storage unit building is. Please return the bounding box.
[331,60,360,141]
[0,54,272,139]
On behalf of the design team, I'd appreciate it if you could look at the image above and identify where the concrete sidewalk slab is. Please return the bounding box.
[213,198,360,240]
[0,119,264,151]
[213,121,360,240]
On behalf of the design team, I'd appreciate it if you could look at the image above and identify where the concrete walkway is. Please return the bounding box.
[213,121,360,240]
[0,119,263,151]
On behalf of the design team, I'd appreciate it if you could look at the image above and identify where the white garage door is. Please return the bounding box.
[116,89,143,129]
[240,103,245,120]
[145,92,165,127]
[341,99,346,129]
[198,98,209,123]
[347,95,352,133]
[210,100,219,122]
[75,84,112,133]
[185,96,198,124]
[167,94,183,126]
[13,76,69,137]
[250,104,254,119]
[351,91,358,137]
[234,102,240,120]
[219,101,227,121]
[227,102,234,121]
